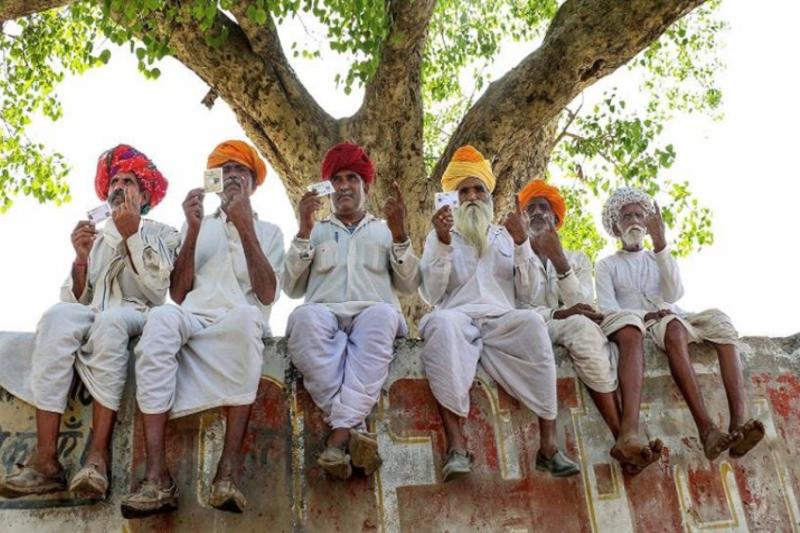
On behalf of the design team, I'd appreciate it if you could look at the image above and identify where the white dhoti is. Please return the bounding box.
[419,309,557,420]
[31,302,145,413]
[134,304,265,418]
[647,308,738,350]
[546,311,644,393]
[287,302,405,429]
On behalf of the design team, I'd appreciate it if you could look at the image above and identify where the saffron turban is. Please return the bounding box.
[441,145,496,193]
[518,179,567,230]
[95,144,168,209]
[601,186,654,236]
[207,140,267,187]
[321,142,375,183]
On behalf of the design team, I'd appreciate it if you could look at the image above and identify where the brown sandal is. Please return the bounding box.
[729,419,765,458]
[0,463,67,498]
[209,479,247,513]
[349,430,382,476]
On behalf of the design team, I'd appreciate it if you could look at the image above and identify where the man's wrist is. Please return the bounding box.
[73,258,88,267]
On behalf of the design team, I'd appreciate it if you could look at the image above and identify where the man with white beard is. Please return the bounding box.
[596,186,764,460]
[519,179,662,474]
[418,146,579,481]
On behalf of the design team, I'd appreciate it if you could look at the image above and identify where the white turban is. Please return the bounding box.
[601,186,654,236]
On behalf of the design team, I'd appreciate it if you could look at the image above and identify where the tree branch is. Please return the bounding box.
[433,0,708,189]
[0,0,74,24]
[138,4,337,196]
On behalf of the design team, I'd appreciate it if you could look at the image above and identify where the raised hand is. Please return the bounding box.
[531,216,570,273]
[71,221,96,262]
[432,205,454,245]
[297,190,323,239]
[224,187,254,232]
[112,191,141,239]
[183,188,205,231]
[645,201,667,252]
[383,181,408,242]
[503,196,528,245]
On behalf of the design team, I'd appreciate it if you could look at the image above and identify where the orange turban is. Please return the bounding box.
[207,140,267,187]
[441,145,496,193]
[518,179,567,230]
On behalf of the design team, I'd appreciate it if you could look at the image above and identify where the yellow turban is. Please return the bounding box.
[441,145,496,193]
[207,140,267,187]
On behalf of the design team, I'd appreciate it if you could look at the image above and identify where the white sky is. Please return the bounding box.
[0,1,797,337]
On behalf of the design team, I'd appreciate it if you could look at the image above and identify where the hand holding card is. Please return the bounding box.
[204,168,223,193]
[87,203,111,225]
[434,191,459,211]
[306,180,335,196]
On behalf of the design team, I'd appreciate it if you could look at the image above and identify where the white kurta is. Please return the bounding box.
[595,248,737,350]
[418,226,558,420]
[7,219,180,413]
[284,213,419,429]
[134,212,285,418]
[528,250,643,393]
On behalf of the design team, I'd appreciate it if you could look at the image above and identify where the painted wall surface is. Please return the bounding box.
[0,333,798,532]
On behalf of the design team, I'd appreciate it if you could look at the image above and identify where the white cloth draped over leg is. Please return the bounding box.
[419,308,557,421]
[647,308,738,351]
[287,302,405,429]
[134,303,265,418]
[31,302,145,413]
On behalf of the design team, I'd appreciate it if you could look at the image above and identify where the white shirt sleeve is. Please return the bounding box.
[654,247,684,303]
[419,231,452,306]
[559,251,594,308]
[595,258,621,313]
[513,240,540,307]
[282,235,314,299]
[389,239,421,295]
[260,224,286,305]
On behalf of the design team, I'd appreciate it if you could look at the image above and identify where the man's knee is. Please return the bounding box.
[664,318,688,344]
[517,309,547,331]
[612,324,643,346]
[420,310,462,338]
[38,302,88,330]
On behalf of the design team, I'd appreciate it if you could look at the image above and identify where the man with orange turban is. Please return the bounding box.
[0,145,179,500]
[123,140,285,516]
[520,179,662,475]
[284,142,419,480]
[418,146,579,481]
[596,186,763,462]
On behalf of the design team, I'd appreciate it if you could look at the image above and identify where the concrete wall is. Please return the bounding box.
[0,332,799,532]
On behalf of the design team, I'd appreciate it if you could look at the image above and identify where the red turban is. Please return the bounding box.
[320,142,375,184]
[518,179,567,230]
[207,140,267,187]
[95,144,168,209]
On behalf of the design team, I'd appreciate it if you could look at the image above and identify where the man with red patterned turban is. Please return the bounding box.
[123,140,284,517]
[0,144,179,499]
[418,146,579,482]
[284,142,419,480]
[519,179,662,475]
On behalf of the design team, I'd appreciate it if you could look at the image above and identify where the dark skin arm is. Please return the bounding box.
[225,186,278,305]
[644,309,674,322]
[170,188,204,304]
[70,220,96,299]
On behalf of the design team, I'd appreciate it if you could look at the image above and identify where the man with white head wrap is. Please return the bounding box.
[519,179,662,475]
[595,186,764,460]
[419,146,579,482]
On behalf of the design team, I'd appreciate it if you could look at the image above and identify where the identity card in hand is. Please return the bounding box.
[434,191,459,211]
[87,203,111,225]
[203,168,224,193]
[307,180,335,196]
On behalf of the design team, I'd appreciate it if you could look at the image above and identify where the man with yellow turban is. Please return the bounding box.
[0,145,179,499]
[122,140,285,517]
[284,142,420,481]
[596,186,764,462]
[519,179,662,475]
[418,146,579,481]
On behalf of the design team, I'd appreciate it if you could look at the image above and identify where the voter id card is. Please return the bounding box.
[434,191,459,211]
[307,180,335,196]
[203,168,223,193]
[87,203,111,225]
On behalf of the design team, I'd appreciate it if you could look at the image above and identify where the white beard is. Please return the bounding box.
[454,198,493,255]
[621,224,646,248]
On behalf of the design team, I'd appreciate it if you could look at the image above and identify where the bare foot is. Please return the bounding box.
[610,434,652,467]
[729,419,765,458]
[701,428,737,460]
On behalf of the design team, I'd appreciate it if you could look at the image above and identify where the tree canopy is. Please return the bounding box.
[0,0,725,260]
